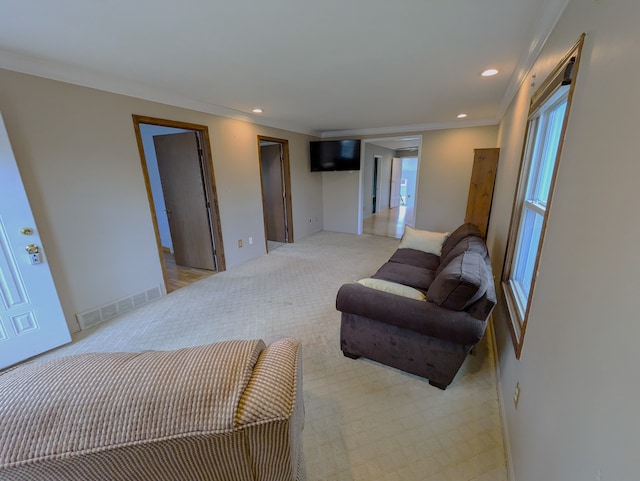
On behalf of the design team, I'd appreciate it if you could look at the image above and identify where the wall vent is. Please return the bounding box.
[76,285,164,330]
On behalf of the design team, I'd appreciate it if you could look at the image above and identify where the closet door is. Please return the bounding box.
[465,148,500,238]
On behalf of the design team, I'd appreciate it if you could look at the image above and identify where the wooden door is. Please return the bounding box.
[154,132,216,270]
[390,157,402,208]
[260,144,287,242]
[0,111,70,368]
[465,148,500,238]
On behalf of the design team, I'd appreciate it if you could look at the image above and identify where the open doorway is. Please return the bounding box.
[258,136,294,252]
[132,115,226,293]
[360,137,421,239]
[372,155,380,214]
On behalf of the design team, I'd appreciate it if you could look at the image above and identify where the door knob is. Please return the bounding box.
[25,244,40,254]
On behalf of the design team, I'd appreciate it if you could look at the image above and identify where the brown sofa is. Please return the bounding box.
[0,338,303,481]
[336,223,495,389]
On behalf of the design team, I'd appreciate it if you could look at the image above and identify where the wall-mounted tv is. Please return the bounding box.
[310,140,361,172]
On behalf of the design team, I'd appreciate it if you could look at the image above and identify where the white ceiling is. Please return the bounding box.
[0,0,568,137]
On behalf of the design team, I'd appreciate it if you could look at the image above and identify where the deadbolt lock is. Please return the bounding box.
[25,244,40,254]
[20,227,34,235]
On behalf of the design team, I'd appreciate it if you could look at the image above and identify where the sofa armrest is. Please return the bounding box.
[234,338,304,481]
[336,283,486,345]
[235,337,302,426]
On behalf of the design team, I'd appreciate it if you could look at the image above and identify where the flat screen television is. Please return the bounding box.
[310,140,361,172]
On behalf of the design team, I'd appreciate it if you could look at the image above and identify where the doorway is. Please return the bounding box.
[132,115,226,293]
[257,136,293,252]
[360,137,421,239]
[372,155,380,214]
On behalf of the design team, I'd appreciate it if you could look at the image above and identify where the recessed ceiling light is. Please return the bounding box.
[457,113,468,119]
[481,68,499,77]
[252,108,263,113]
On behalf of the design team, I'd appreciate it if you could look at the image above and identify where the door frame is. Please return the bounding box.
[389,157,402,209]
[257,136,294,251]
[372,154,381,214]
[357,136,422,235]
[132,115,226,291]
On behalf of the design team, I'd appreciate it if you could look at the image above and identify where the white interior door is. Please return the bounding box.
[390,157,402,208]
[0,111,70,369]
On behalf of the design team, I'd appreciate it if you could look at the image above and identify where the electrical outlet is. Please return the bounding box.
[249,236,253,245]
[238,239,243,248]
[514,382,521,409]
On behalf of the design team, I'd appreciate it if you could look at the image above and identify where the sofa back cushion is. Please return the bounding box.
[437,236,488,275]
[439,223,482,261]
[0,340,266,468]
[427,251,488,311]
[398,225,449,255]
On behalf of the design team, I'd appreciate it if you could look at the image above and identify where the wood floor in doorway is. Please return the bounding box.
[362,206,414,239]
[164,252,215,293]
[267,240,286,252]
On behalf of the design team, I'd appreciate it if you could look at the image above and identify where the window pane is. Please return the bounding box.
[524,118,543,200]
[534,100,567,205]
[512,208,545,309]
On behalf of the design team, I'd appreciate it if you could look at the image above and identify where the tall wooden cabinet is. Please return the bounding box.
[465,148,500,238]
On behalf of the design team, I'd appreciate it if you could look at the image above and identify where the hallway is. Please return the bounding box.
[362,206,414,239]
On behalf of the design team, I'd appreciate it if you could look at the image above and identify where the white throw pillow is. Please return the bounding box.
[398,225,449,255]
[357,278,426,301]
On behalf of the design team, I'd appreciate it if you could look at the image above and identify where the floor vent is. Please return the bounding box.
[76,285,164,330]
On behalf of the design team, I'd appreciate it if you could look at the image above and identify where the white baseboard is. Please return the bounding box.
[489,316,516,481]
[76,285,163,330]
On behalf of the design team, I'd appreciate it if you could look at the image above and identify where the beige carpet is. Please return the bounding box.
[38,231,507,481]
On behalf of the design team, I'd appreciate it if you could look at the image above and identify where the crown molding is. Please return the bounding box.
[0,49,319,137]
[320,118,499,139]
[496,0,571,120]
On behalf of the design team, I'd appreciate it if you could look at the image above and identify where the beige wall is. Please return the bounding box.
[415,126,498,232]
[0,69,322,332]
[322,170,360,234]
[321,126,498,235]
[487,1,640,479]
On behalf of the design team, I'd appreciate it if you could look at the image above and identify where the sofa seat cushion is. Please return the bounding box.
[427,251,488,310]
[357,278,426,301]
[373,262,436,292]
[388,248,440,270]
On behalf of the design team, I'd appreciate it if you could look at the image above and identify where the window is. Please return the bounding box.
[510,90,567,315]
[502,34,584,358]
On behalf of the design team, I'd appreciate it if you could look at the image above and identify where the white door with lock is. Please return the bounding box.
[0,111,71,369]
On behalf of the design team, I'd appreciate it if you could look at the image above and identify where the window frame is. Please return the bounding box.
[501,34,585,358]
